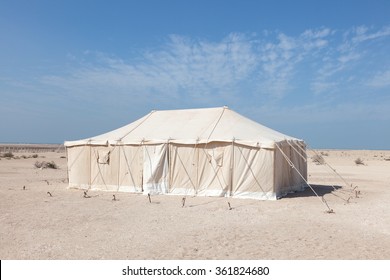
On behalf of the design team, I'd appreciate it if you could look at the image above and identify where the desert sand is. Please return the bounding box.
[0,146,389,259]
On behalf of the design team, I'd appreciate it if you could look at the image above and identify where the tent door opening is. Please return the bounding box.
[142,144,169,195]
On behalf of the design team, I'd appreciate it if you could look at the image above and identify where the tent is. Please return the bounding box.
[64,107,307,200]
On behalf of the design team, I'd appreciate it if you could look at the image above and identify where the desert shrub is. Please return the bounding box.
[34,161,59,169]
[32,154,38,158]
[355,158,364,165]
[320,151,329,156]
[46,161,58,169]
[312,154,325,165]
[2,152,14,158]
[34,161,43,168]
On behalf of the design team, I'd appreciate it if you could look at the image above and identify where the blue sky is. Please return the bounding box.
[1,0,390,149]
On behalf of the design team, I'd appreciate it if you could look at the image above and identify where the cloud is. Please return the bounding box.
[42,33,261,105]
[37,25,390,110]
[311,25,390,94]
[351,25,390,43]
[2,25,390,146]
[366,70,390,88]
[42,28,339,101]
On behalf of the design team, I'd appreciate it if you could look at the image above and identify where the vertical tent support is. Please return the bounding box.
[88,141,92,189]
[65,146,70,184]
[229,139,235,196]
[117,142,121,192]
[195,139,200,195]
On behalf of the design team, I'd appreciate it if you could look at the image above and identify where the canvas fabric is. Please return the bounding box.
[65,107,307,200]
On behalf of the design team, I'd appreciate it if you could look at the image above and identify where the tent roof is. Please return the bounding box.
[65,107,303,148]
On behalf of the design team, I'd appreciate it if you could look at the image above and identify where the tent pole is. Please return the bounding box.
[117,144,121,191]
[65,146,70,184]
[196,141,200,195]
[168,141,172,193]
[88,143,92,189]
[229,140,234,197]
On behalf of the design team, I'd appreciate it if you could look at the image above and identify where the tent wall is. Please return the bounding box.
[168,144,198,195]
[168,142,232,197]
[117,145,143,192]
[90,145,120,191]
[196,142,232,196]
[67,145,91,189]
[289,142,307,189]
[274,142,306,197]
[232,144,276,199]
[89,145,145,192]
[67,144,144,192]
[66,141,307,200]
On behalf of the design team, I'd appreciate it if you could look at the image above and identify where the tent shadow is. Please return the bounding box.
[283,184,342,198]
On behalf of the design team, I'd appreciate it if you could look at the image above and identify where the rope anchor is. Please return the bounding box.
[181,197,186,208]
[355,189,361,198]
[148,193,152,203]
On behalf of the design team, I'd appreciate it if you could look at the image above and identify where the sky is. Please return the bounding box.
[1,0,389,149]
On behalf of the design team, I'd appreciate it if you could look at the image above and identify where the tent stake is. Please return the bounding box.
[182,197,186,208]
[148,193,152,203]
[112,194,117,201]
[83,191,90,198]
[47,191,52,197]
[228,202,232,210]
[355,189,361,198]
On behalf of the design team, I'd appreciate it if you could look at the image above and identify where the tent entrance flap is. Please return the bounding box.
[142,144,169,195]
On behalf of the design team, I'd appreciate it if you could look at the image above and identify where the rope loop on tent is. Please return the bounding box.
[275,143,334,213]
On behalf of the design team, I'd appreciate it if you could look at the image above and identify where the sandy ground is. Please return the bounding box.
[0,148,389,260]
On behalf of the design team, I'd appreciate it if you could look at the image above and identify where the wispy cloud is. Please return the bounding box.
[41,28,338,101]
[351,25,390,43]
[37,25,390,113]
[42,33,261,105]
[311,26,390,94]
[2,25,390,146]
[366,70,390,88]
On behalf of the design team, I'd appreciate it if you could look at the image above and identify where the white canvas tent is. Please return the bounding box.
[64,107,307,200]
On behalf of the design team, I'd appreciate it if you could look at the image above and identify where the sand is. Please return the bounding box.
[0,147,389,260]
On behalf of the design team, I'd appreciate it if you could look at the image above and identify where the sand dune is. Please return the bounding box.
[0,148,389,259]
